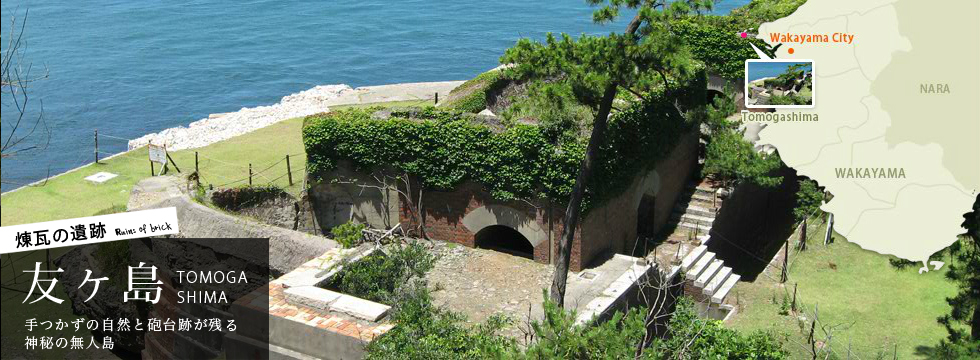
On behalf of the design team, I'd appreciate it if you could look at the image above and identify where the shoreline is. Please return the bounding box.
[2,80,464,196]
[128,80,464,151]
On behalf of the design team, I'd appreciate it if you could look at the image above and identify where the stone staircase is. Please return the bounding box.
[680,244,740,305]
[670,185,723,236]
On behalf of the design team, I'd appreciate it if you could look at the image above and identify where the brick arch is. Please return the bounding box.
[460,204,545,247]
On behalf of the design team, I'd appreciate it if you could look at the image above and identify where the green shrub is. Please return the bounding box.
[303,74,703,214]
[793,179,824,223]
[366,281,514,359]
[702,121,783,188]
[647,297,788,359]
[500,81,593,143]
[331,221,367,249]
[210,185,289,211]
[767,94,810,105]
[327,241,436,304]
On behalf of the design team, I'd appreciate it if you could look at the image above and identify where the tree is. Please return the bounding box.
[501,0,714,309]
[699,90,782,190]
[2,10,50,185]
[935,195,980,358]
[793,178,823,223]
[702,125,782,190]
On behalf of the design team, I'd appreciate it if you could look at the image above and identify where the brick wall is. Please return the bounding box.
[312,129,699,272]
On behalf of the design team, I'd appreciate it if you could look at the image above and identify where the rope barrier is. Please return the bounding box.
[96,134,133,141]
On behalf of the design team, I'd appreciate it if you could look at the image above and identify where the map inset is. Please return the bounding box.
[755,0,979,262]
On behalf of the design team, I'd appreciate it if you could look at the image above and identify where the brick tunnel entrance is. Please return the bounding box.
[474,225,534,259]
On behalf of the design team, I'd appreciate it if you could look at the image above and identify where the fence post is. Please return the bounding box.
[150,160,155,176]
[781,239,789,283]
[824,213,835,245]
[286,155,293,186]
[792,283,798,312]
[799,218,808,251]
[434,92,439,104]
[249,163,253,186]
[195,152,199,174]
[94,130,99,164]
[808,304,818,357]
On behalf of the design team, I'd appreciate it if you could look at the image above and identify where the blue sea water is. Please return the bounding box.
[747,61,812,81]
[0,0,748,191]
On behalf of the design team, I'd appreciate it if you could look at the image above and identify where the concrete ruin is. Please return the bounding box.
[307,129,701,272]
[228,243,678,359]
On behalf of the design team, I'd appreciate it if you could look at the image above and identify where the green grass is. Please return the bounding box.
[728,218,958,359]
[0,99,432,358]
[1,117,305,226]
[1,99,433,227]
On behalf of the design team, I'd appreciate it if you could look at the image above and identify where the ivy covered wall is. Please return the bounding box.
[302,72,706,214]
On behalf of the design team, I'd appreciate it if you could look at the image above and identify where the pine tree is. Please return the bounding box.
[501,0,715,308]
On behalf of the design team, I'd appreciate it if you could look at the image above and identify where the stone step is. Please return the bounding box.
[689,192,715,203]
[676,213,714,226]
[688,185,716,196]
[694,260,724,288]
[703,266,732,296]
[711,273,741,304]
[680,245,708,272]
[686,251,716,281]
[673,221,711,233]
[675,203,716,218]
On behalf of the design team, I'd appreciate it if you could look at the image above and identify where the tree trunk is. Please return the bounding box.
[549,84,617,308]
[549,14,644,309]
[972,303,979,340]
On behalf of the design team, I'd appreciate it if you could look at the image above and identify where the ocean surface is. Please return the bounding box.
[747,61,813,81]
[1,0,748,191]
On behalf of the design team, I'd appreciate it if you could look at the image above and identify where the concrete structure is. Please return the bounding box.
[227,244,677,359]
[129,176,338,274]
[228,246,396,360]
[679,244,740,320]
[308,130,701,272]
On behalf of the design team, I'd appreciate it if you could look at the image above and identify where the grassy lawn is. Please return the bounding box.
[0,99,434,227]
[728,217,958,359]
[0,98,432,357]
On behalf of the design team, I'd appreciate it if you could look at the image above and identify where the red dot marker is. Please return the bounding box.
[740,32,748,38]
[788,47,795,54]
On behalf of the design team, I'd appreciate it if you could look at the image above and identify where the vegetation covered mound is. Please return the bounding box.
[302,74,704,211]
[436,69,510,113]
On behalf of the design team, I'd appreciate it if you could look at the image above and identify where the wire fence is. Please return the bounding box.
[737,209,908,360]
[3,130,307,194]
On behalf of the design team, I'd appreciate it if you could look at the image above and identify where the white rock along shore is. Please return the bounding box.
[128,81,464,151]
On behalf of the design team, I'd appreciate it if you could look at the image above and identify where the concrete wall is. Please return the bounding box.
[307,164,401,233]
[137,194,338,275]
[708,164,801,280]
[578,129,700,268]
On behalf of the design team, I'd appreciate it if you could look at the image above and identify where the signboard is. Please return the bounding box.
[148,144,167,164]
[1,207,180,254]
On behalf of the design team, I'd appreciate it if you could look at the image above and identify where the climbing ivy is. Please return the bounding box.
[670,0,808,80]
[672,18,770,80]
[302,76,703,213]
